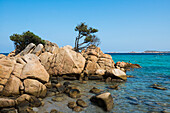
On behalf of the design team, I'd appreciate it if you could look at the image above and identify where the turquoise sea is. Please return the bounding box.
[1,53,170,112]
[109,53,170,113]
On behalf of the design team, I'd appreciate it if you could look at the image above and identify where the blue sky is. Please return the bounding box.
[0,0,170,53]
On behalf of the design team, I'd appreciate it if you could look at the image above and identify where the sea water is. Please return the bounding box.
[109,53,170,113]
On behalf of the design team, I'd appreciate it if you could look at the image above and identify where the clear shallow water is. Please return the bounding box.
[1,53,170,112]
[110,54,170,113]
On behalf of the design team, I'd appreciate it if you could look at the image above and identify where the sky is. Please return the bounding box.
[0,0,170,53]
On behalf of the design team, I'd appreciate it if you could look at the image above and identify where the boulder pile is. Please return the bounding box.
[0,40,141,112]
[0,54,49,97]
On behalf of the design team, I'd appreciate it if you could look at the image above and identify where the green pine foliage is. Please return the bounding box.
[74,22,100,52]
[10,31,45,53]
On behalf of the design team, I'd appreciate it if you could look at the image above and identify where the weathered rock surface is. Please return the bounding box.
[2,75,22,96]
[31,43,44,56]
[90,92,114,111]
[115,61,141,70]
[21,54,49,83]
[81,46,115,77]
[17,43,36,56]
[111,69,127,80]
[24,79,47,97]
[0,57,16,85]
[0,98,15,108]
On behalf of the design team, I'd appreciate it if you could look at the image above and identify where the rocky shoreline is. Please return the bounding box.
[0,41,141,113]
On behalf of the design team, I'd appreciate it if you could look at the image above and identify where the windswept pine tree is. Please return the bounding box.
[74,22,100,52]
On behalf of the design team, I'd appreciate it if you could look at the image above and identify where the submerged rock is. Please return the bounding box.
[89,87,103,94]
[90,92,114,111]
[67,102,77,109]
[108,85,119,90]
[150,84,167,90]
[73,106,83,112]
[76,99,88,108]
[51,96,64,102]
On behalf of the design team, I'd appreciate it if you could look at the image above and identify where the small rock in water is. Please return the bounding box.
[66,86,81,98]
[127,75,135,78]
[46,92,56,97]
[150,84,167,90]
[63,81,71,87]
[80,81,87,84]
[89,87,103,94]
[108,85,119,90]
[90,92,114,111]
[67,102,77,109]
[51,96,64,102]
[73,106,83,112]
[105,77,112,83]
[129,101,139,105]
[126,96,138,102]
[50,109,63,113]
[76,99,88,108]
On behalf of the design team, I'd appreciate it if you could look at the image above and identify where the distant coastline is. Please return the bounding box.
[106,50,170,54]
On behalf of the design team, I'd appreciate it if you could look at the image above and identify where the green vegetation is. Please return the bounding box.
[74,22,100,52]
[10,31,45,53]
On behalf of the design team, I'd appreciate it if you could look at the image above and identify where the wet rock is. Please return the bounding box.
[150,84,167,90]
[69,89,81,98]
[0,107,17,113]
[45,82,52,88]
[89,87,102,94]
[40,101,45,106]
[63,81,71,87]
[52,96,64,102]
[90,92,114,111]
[108,85,119,90]
[65,86,81,98]
[0,98,15,108]
[67,102,77,109]
[111,69,127,80]
[126,96,138,102]
[50,109,63,113]
[51,80,58,84]
[16,101,30,113]
[15,94,31,105]
[46,92,56,97]
[29,96,42,107]
[129,101,139,105]
[55,83,66,93]
[127,75,135,78]
[76,99,88,108]
[88,75,103,80]
[105,77,112,83]
[73,106,83,112]
[80,81,87,84]
[62,75,77,80]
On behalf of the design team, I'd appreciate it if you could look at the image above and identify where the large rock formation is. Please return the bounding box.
[81,46,115,76]
[39,45,86,76]
[0,54,49,97]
